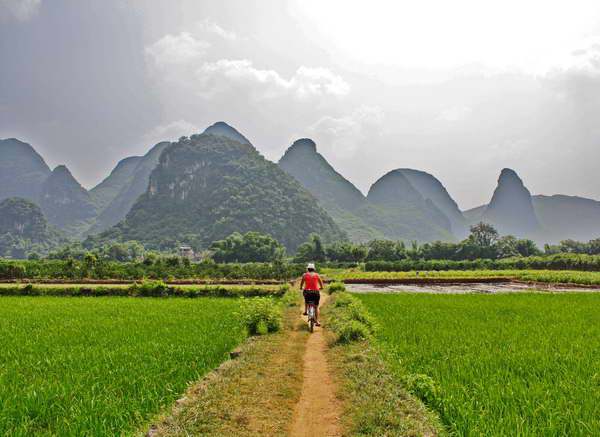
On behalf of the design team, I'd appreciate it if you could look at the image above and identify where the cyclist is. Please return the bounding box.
[300,262,323,326]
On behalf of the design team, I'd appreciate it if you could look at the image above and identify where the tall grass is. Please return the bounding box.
[0,297,245,435]
[359,293,600,435]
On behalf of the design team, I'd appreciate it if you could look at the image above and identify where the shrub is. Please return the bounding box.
[133,280,169,297]
[403,374,439,405]
[327,281,346,294]
[335,319,371,344]
[238,297,282,335]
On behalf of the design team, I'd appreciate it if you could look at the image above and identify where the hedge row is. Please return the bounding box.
[365,253,600,272]
[0,282,288,298]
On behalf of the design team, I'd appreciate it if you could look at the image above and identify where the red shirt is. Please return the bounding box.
[303,272,321,291]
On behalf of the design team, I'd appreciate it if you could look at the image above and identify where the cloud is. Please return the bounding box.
[197,59,350,100]
[196,18,237,41]
[142,120,201,146]
[145,32,210,67]
[437,105,472,122]
[0,0,41,21]
[306,106,384,158]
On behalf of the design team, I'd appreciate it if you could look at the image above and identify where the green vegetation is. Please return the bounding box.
[328,268,600,285]
[0,296,245,435]
[0,197,65,258]
[0,281,286,298]
[365,252,600,272]
[238,297,283,335]
[358,293,600,435]
[327,293,376,344]
[96,133,345,251]
[210,231,285,263]
[0,258,304,281]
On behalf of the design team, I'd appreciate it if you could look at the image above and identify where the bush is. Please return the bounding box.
[335,319,371,344]
[328,292,376,344]
[133,280,168,296]
[327,281,346,294]
[403,374,439,405]
[238,297,282,335]
[280,284,300,307]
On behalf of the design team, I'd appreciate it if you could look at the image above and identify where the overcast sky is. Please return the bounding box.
[1,0,600,209]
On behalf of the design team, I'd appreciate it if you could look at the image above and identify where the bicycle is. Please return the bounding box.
[306,301,317,332]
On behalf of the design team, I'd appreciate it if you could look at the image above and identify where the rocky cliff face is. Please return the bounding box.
[481,168,540,237]
[0,138,51,202]
[203,121,251,145]
[99,130,346,250]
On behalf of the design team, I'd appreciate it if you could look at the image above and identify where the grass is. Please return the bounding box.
[358,293,600,436]
[326,268,600,285]
[323,294,443,436]
[151,297,308,436]
[0,297,245,436]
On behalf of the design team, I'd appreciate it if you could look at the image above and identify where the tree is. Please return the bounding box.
[469,222,499,247]
[210,231,285,263]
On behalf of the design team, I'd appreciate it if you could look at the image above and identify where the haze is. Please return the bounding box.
[1,0,600,209]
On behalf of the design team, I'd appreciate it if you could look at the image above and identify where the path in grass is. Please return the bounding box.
[290,294,342,437]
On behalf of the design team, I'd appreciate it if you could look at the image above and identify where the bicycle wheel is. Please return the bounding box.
[309,319,314,333]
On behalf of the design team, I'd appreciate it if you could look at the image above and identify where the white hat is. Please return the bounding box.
[307,263,316,269]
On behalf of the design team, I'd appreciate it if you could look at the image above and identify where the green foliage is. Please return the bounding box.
[238,297,282,335]
[210,231,285,263]
[328,292,376,344]
[0,297,244,435]
[360,293,600,435]
[95,134,345,251]
[327,281,346,294]
[0,258,305,281]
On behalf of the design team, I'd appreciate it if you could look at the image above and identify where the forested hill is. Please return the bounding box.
[96,132,346,251]
[278,138,383,241]
[279,139,456,243]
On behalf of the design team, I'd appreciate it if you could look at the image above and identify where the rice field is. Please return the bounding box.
[0,297,245,436]
[358,293,600,436]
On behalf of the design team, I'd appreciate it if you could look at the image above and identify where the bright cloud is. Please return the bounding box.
[196,18,237,40]
[0,0,41,21]
[307,106,384,158]
[145,32,210,67]
[437,105,472,122]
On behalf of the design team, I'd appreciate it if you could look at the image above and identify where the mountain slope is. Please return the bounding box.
[278,139,383,241]
[203,121,251,145]
[467,195,600,244]
[0,197,64,257]
[396,168,468,238]
[367,170,454,242]
[38,165,98,237]
[90,156,143,211]
[0,138,51,202]
[98,132,346,250]
[532,195,600,243]
[88,142,170,234]
[481,168,540,237]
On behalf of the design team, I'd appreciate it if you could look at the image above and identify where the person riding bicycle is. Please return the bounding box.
[300,262,323,326]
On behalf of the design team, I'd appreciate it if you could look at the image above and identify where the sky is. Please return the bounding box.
[1,0,600,209]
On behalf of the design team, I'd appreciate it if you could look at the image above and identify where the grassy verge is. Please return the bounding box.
[0,297,245,436]
[323,291,444,436]
[147,290,308,436]
[0,281,286,297]
[358,293,600,435]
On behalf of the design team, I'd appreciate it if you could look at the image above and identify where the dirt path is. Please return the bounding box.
[290,294,342,437]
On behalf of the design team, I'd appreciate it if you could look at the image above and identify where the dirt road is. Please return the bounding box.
[290,294,342,437]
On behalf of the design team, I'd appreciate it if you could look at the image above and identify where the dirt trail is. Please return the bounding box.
[290,294,342,437]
